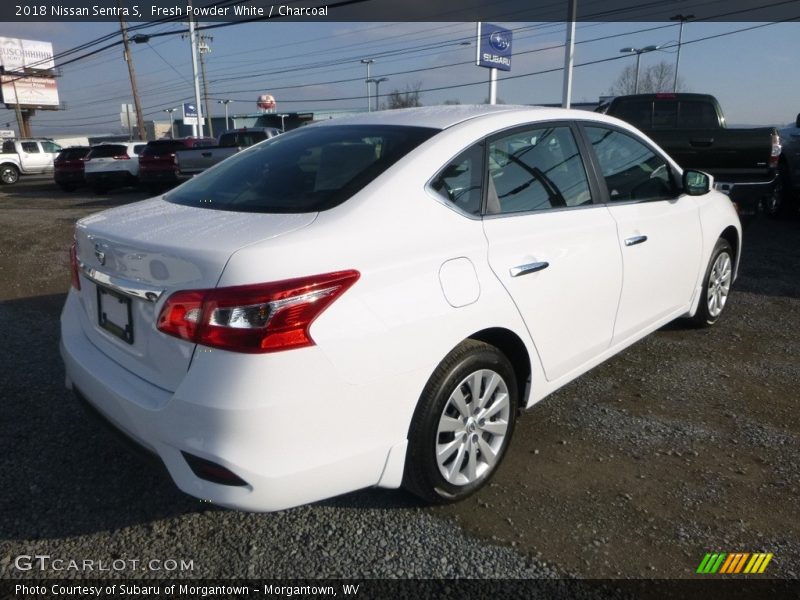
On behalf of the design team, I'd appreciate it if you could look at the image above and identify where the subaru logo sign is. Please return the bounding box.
[489,31,511,52]
[477,23,512,72]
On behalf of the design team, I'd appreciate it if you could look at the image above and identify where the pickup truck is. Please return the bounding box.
[175,127,281,179]
[0,138,63,184]
[601,93,782,218]
[777,112,800,216]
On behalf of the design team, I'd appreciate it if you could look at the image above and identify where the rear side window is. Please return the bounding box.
[133,144,146,155]
[88,145,127,158]
[166,125,438,213]
[487,125,592,213]
[2,141,15,153]
[21,142,40,153]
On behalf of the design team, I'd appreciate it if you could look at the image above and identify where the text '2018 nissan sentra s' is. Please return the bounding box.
[60,106,741,511]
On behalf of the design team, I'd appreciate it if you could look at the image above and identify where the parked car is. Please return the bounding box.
[139,137,216,191]
[83,141,147,193]
[53,146,91,192]
[601,93,782,219]
[61,105,741,512]
[175,127,282,178]
[0,138,62,184]
[777,112,800,216]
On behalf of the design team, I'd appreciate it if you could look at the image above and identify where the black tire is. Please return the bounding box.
[59,184,77,192]
[92,186,108,195]
[691,238,734,328]
[0,164,20,185]
[403,340,518,504]
[764,164,791,219]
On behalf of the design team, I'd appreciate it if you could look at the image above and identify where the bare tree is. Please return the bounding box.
[442,99,462,105]
[608,61,687,95]
[385,81,423,109]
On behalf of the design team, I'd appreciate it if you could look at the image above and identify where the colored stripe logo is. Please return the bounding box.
[697,553,773,574]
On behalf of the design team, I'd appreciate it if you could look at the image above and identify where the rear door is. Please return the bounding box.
[479,123,623,382]
[579,123,702,344]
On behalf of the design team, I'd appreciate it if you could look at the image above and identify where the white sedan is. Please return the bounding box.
[60,106,740,511]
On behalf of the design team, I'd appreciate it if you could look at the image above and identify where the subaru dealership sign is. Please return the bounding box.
[182,102,204,126]
[476,23,512,71]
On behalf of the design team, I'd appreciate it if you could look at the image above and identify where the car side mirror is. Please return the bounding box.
[796,112,800,128]
[683,170,710,196]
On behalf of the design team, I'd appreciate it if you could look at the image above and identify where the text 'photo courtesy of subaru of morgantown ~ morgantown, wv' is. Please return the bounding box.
[61,105,741,511]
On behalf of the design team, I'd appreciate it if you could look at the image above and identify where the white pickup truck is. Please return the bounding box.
[0,138,62,184]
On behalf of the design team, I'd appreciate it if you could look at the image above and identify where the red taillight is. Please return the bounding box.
[157,270,360,353]
[113,154,130,160]
[69,241,81,290]
[769,132,782,169]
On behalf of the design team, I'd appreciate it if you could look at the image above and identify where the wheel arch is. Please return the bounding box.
[720,225,740,276]
[468,327,532,410]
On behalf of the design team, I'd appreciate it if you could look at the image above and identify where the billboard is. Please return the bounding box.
[1,75,59,107]
[0,37,55,72]
[476,23,512,71]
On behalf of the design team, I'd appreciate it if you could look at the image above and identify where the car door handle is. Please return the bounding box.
[201,151,212,157]
[509,261,549,277]
[690,137,714,147]
[624,235,648,247]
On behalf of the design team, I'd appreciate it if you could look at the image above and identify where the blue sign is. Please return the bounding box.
[182,102,198,118]
[477,23,512,71]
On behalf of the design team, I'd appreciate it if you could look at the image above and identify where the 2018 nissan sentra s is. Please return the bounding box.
[60,106,741,511]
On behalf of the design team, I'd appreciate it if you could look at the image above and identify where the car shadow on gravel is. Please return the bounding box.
[0,294,213,541]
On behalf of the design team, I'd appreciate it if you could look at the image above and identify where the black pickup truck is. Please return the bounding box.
[601,93,782,218]
[777,112,800,216]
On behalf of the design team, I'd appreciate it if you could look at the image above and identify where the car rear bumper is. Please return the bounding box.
[85,171,137,188]
[54,171,85,185]
[139,169,180,185]
[59,290,401,511]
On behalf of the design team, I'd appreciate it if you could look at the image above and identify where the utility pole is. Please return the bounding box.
[561,0,577,108]
[118,1,146,140]
[198,33,214,137]
[187,0,204,137]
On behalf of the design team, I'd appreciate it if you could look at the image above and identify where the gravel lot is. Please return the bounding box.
[1,176,798,581]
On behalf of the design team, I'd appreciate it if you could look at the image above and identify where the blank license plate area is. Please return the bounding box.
[97,286,134,344]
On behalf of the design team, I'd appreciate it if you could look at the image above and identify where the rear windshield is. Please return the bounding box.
[142,141,186,156]
[88,145,128,158]
[218,131,269,148]
[166,125,438,213]
[57,147,90,160]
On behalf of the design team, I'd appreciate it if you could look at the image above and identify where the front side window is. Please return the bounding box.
[429,144,483,215]
[166,125,438,213]
[487,125,592,214]
[41,141,61,153]
[585,126,675,202]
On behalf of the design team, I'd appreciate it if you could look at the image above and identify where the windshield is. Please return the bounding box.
[166,125,438,213]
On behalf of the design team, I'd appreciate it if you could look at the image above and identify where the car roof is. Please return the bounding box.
[310,104,544,130]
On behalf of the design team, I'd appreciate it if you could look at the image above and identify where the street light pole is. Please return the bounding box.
[360,58,374,112]
[187,0,204,137]
[366,77,389,110]
[164,108,176,138]
[218,100,232,131]
[619,46,660,94]
[670,14,694,92]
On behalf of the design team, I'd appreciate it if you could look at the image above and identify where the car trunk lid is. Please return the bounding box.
[72,198,317,391]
